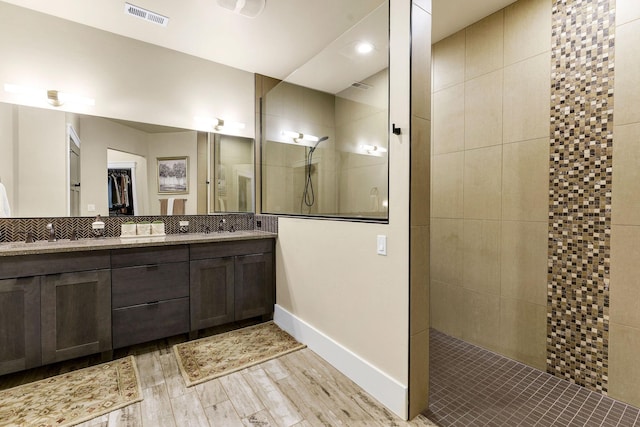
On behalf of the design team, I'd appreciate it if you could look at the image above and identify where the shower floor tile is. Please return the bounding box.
[427,329,640,426]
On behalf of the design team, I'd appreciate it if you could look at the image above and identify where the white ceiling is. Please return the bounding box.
[2,0,518,83]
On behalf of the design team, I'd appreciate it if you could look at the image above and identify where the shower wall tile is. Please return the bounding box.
[608,323,640,407]
[464,69,503,150]
[432,30,465,92]
[614,18,640,126]
[503,52,551,144]
[547,0,615,394]
[431,152,464,218]
[431,218,463,286]
[502,138,550,222]
[463,145,502,220]
[462,219,501,296]
[610,225,640,329]
[433,84,465,154]
[499,297,547,370]
[504,0,552,66]
[465,11,504,81]
[430,280,465,338]
[501,220,548,306]
[461,288,501,350]
[616,0,640,26]
[611,123,640,226]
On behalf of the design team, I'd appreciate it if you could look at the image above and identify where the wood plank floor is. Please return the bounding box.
[0,321,436,427]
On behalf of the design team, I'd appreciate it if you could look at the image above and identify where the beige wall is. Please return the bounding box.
[430,0,551,370]
[0,103,16,214]
[609,0,640,407]
[0,2,254,138]
[147,131,198,215]
[276,0,410,393]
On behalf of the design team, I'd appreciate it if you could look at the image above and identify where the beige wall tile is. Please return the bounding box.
[463,219,501,295]
[463,145,502,220]
[412,4,431,121]
[430,280,466,338]
[504,0,552,66]
[617,0,640,28]
[409,328,429,418]
[465,11,504,81]
[432,152,464,218]
[411,225,430,336]
[433,83,465,155]
[610,225,640,329]
[465,69,503,150]
[501,220,548,306]
[503,52,551,144]
[411,116,431,226]
[612,123,640,225]
[502,138,550,221]
[499,298,547,370]
[461,288,501,351]
[613,21,640,126]
[609,323,640,408]
[431,218,463,286]
[432,30,465,92]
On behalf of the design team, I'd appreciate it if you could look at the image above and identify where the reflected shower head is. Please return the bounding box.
[311,136,329,151]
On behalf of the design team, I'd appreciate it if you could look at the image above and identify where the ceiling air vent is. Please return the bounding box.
[351,81,373,90]
[124,3,169,27]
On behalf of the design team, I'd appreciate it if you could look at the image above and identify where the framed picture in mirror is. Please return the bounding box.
[157,156,189,194]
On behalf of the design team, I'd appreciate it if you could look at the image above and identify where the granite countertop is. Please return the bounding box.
[0,230,277,257]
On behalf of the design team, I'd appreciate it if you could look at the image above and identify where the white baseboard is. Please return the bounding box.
[274,304,408,420]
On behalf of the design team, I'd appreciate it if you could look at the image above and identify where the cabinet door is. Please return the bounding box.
[190,258,234,330]
[235,252,274,320]
[0,277,41,375]
[41,270,111,364]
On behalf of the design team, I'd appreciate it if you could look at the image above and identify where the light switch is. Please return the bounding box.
[377,234,387,256]
[87,204,96,212]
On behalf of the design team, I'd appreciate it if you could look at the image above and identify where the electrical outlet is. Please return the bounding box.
[87,204,96,212]
[256,220,262,228]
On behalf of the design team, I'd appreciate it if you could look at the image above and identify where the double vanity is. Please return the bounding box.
[0,231,276,376]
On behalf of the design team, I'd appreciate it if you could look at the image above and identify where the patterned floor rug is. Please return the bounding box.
[174,321,306,386]
[0,356,142,427]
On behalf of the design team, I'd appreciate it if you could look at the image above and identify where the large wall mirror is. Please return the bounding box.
[0,101,253,218]
[261,1,389,220]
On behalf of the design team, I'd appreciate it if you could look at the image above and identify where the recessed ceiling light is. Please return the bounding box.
[356,41,374,55]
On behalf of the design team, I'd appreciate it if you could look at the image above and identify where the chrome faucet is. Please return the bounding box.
[46,223,57,242]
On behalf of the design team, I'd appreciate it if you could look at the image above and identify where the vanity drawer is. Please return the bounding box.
[111,262,189,308]
[111,245,188,268]
[112,297,189,348]
[190,239,274,260]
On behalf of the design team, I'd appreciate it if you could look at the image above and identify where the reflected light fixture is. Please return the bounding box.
[355,41,375,55]
[4,83,95,107]
[194,116,245,132]
[360,144,387,156]
[282,130,320,144]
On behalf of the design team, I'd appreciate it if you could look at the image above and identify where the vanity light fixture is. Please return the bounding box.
[194,116,245,132]
[359,144,387,157]
[4,84,95,107]
[282,130,321,144]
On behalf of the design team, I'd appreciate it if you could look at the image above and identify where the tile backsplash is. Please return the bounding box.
[0,214,278,243]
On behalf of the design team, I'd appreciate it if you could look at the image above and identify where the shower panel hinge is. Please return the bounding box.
[392,123,402,135]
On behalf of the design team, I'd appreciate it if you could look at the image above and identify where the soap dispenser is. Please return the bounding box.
[92,214,105,238]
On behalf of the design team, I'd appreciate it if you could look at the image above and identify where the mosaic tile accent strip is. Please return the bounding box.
[548,0,615,393]
[0,214,260,243]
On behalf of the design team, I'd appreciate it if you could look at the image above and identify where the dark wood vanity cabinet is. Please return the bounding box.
[190,239,275,331]
[111,246,190,348]
[0,251,111,374]
[41,270,111,364]
[0,277,41,375]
